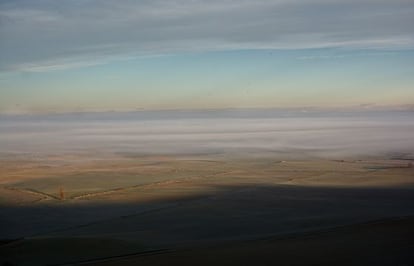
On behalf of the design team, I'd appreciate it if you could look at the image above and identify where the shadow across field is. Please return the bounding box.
[1,183,414,265]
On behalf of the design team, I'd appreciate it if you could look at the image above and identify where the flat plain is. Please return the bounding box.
[0,152,413,265]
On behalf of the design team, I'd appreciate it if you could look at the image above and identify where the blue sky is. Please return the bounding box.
[0,0,413,112]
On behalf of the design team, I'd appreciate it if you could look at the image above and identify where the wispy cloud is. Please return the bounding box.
[296,50,399,60]
[1,0,413,72]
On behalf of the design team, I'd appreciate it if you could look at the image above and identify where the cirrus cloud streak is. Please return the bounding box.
[1,0,413,72]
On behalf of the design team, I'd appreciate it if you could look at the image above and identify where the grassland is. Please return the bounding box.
[0,152,413,265]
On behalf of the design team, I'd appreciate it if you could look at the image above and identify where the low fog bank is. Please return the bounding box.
[0,109,413,159]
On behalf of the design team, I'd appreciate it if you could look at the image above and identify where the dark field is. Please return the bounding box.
[1,153,413,266]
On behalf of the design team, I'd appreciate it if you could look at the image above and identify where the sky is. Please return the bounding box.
[0,0,413,113]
